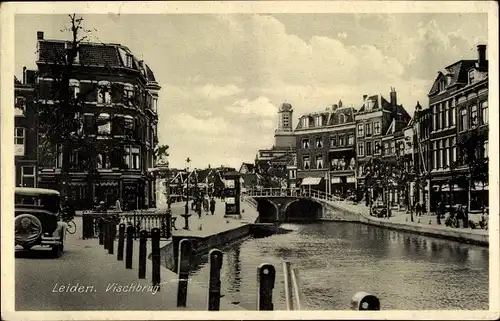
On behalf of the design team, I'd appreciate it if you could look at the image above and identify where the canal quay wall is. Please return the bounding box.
[159,198,259,272]
[321,202,489,247]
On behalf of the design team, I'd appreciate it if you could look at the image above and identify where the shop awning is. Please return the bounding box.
[301,177,322,185]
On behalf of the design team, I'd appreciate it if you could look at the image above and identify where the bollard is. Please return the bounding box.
[151,228,161,291]
[207,249,223,311]
[350,292,380,310]
[98,218,104,245]
[125,225,134,269]
[257,263,276,311]
[176,239,193,307]
[138,230,148,279]
[107,220,115,255]
[117,223,125,261]
[103,219,109,250]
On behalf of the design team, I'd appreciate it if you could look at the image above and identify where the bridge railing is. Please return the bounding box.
[245,188,343,202]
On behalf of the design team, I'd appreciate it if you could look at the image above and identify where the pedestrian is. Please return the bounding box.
[115,198,122,212]
[196,199,202,218]
[203,197,209,214]
[210,197,216,215]
[415,202,421,217]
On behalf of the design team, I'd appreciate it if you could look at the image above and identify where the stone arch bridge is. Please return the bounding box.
[244,188,355,223]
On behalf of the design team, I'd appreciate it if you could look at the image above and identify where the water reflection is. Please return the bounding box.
[188,222,488,310]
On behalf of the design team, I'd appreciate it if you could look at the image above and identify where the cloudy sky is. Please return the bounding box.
[15,13,487,169]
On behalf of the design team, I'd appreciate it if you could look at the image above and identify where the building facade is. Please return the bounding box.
[295,101,357,196]
[24,31,161,210]
[417,44,489,212]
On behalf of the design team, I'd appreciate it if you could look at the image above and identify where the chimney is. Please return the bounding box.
[477,44,486,67]
[363,95,368,101]
[332,104,338,111]
[390,87,397,107]
[338,99,343,108]
[22,66,26,84]
[37,31,44,40]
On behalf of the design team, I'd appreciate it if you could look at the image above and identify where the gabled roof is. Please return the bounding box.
[239,162,255,173]
[357,95,393,113]
[428,60,477,96]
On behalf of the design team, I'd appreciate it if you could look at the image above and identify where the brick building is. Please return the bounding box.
[25,31,161,210]
[295,101,357,196]
[14,70,38,188]
[416,44,489,212]
[355,88,411,196]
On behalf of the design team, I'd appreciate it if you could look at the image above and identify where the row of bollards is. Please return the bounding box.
[98,218,379,311]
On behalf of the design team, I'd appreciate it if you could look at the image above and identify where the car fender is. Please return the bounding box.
[53,221,67,241]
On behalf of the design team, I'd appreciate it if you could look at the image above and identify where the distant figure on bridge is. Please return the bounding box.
[210,197,216,215]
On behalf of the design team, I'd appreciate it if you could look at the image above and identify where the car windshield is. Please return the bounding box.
[15,193,60,213]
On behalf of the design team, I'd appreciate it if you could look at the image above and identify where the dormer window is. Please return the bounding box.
[339,114,345,124]
[468,70,475,84]
[302,117,309,128]
[126,54,133,68]
[315,115,322,127]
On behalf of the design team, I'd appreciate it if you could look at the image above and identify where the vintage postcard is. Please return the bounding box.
[1,1,498,320]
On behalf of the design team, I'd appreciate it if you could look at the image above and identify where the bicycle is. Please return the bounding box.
[65,219,76,234]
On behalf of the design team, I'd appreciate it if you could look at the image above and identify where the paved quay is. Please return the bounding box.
[15,198,257,311]
[323,199,489,245]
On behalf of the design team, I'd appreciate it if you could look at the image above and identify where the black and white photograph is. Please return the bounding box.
[1,1,498,320]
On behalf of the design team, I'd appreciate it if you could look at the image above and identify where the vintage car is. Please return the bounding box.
[15,187,67,258]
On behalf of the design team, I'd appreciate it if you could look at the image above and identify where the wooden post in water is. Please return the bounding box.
[207,249,223,311]
[151,228,161,291]
[117,223,125,261]
[177,239,193,307]
[257,263,275,311]
[138,230,147,279]
[283,261,294,310]
[125,225,134,269]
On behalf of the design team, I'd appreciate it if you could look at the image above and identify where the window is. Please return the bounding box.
[383,141,389,156]
[432,141,437,170]
[153,98,158,113]
[358,143,364,156]
[126,54,134,68]
[339,114,345,124]
[56,144,63,168]
[330,136,337,148]
[316,155,323,169]
[303,156,310,169]
[468,70,475,84]
[451,137,457,163]
[374,121,380,135]
[481,101,488,124]
[303,117,309,128]
[358,165,364,177]
[70,79,80,99]
[97,113,111,135]
[443,139,449,168]
[390,141,396,155]
[450,102,456,126]
[338,135,345,146]
[471,105,478,127]
[315,116,322,127]
[374,140,381,155]
[432,105,437,131]
[14,127,25,145]
[437,140,443,169]
[83,114,96,134]
[15,96,26,116]
[21,166,35,187]
[444,102,449,128]
[302,138,310,149]
[97,81,111,104]
[366,142,372,156]
[315,137,323,148]
[124,146,141,170]
[124,115,135,135]
[290,170,296,179]
[484,141,488,158]
[348,134,354,145]
[459,108,468,131]
[365,123,372,137]
[357,124,364,137]
[124,84,134,106]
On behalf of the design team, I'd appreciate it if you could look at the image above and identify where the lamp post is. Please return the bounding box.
[181,157,192,230]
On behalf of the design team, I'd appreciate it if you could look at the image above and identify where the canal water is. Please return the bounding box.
[188,222,489,310]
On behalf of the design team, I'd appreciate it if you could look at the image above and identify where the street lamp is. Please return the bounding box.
[181,157,192,230]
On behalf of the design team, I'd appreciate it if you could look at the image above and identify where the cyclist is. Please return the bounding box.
[61,196,76,222]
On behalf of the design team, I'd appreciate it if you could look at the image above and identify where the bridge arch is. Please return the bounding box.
[255,198,279,223]
[283,198,323,222]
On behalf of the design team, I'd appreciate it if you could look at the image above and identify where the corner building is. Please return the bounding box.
[35,32,160,210]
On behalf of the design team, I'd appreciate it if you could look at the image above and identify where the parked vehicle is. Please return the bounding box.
[15,187,67,258]
[370,202,390,218]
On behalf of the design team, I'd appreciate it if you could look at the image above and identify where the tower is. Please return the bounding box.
[277,102,293,133]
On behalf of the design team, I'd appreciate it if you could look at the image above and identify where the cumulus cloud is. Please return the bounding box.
[196,84,243,100]
[225,96,277,118]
